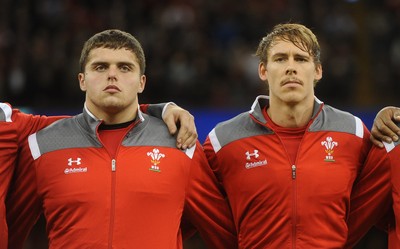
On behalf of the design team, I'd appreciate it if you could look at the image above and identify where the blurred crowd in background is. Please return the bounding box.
[0,0,400,112]
[1,0,399,248]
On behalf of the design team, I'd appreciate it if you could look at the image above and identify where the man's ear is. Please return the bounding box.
[78,73,87,91]
[138,75,146,93]
[315,64,323,81]
[258,62,268,81]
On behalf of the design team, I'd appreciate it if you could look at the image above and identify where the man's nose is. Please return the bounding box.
[286,59,297,74]
[107,66,118,80]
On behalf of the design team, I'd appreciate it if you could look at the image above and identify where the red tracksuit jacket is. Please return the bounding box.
[6,103,231,249]
[25,107,236,249]
[203,96,391,249]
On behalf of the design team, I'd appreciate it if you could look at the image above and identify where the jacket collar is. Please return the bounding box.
[249,95,324,125]
[77,103,145,136]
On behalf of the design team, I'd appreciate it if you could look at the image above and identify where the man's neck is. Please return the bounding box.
[267,99,314,128]
[86,103,138,125]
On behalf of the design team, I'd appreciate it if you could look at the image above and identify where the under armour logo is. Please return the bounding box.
[68,158,82,166]
[245,150,259,160]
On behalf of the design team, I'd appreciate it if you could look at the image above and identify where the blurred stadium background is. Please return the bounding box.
[1,0,398,248]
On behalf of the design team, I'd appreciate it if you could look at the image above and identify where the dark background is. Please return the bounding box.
[1,0,398,248]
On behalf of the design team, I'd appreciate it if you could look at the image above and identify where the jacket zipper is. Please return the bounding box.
[112,159,116,171]
[272,130,299,249]
[96,119,138,248]
[108,159,117,249]
[292,164,297,249]
[291,165,296,179]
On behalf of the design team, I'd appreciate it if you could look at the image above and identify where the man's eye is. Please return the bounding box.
[120,65,131,72]
[95,65,106,71]
[296,57,308,62]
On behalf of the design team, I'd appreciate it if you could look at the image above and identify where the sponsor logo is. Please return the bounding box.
[245,159,268,169]
[68,157,81,166]
[321,137,338,162]
[245,150,259,160]
[65,157,87,174]
[245,149,267,169]
[147,148,165,172]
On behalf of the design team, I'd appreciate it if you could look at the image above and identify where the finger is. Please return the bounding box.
[177,115,197,147]
[164,116,178,135]
[181,132,198,149]
[383,121,400,141]
[375,116,398,141]
[176,123,198,149]
[395,111,400,134]
[176,125,189,149]
[375,125,395,143]
[371,120,393,143]
[370,134,384,148]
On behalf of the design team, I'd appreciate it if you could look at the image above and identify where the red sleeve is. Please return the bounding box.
[183,141,237,249]
[345,144,392,248]
[6,112,67,249]
[388,138,400,248]
[6,139,42,249]
[139,104,149,114]
[0,105,65,248]
[0,105,19,247]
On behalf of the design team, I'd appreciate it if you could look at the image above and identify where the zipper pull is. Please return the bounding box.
[112,159,116,172]
[291,165,296,179]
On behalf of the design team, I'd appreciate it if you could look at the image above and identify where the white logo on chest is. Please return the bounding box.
[147,148,166,172]
[68,157,81,166]
[244,150,267,169]
[65,157,87,174]
[321,137,338,162]
[245,150,259,160]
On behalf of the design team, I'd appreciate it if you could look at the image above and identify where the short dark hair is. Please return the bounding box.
[79,29,146,74]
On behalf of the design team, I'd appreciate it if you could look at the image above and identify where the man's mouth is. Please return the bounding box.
[104,85,121,92]
[282,78,302,86]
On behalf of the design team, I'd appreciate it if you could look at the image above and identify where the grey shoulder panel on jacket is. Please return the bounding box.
[35,115,101,155]
[123,114,177,148]
[212,112,273,148]
[309,105,363,135]
[34,113,184,156]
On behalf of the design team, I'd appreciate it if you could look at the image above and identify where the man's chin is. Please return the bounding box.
[281,94,303,104]
[101,102,124,113]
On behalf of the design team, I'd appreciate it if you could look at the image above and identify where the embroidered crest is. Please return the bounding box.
[321,137,338,162]
[147,148,165,172]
